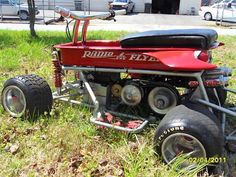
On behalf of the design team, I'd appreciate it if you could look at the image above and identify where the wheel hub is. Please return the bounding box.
[161,133,206,166]
[2,86,26,117]
[154,95,170,109]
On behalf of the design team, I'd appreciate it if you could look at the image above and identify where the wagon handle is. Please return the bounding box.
[54,6,126,21]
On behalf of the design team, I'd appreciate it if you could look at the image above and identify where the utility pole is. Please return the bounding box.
[88,0,90,14]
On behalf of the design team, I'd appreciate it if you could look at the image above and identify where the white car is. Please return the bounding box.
[0,0,39,20]
[215,0,236,7]
[110,0,135,14]
[199,2,236,22]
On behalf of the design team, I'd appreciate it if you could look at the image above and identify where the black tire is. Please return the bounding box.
[154,103,224,165]
[131,6,134,13]
[204,12,212,21]
[217,87,227,105]
[208,86,227,106]
[125,8,128,15]
[19,11,29,20]
[1,74,53,118]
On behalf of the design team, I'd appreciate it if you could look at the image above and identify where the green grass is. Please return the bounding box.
[0,30,236,177]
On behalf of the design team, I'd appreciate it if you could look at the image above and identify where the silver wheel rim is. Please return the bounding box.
[19,12,28,20]
[161,133,206,166]
[205,13,211,20]
[2,86,26,117]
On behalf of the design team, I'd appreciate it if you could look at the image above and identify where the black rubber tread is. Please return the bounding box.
[154,102,224,161]
[125,8,128,14]
[18,10,29,20]
[207,86,227,106]
[1,74,52,118]
[204,12,212,21]
[131,6,134,13]
[217,86,227,105]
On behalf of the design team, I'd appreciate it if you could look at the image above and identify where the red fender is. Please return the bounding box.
[144,51,217,71]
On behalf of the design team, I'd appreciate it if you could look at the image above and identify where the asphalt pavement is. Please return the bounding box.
[0,11,236,35]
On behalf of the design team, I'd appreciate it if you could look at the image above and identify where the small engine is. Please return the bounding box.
[108,80,179,118]
[83,72,180,118]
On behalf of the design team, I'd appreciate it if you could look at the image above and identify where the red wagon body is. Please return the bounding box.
[55,40,217,71]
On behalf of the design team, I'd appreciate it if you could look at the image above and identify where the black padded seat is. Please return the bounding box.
[120,29,218,50]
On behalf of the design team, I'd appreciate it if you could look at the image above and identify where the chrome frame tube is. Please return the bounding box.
[73,20,81,45]
[229,107,236,111]
[196,75,209,102]
[226,136,236,141]
[82,20,89,45]
[53,82,84,97]
[62,66,202,77]
[222,113,226,136]
[197,99,236,117]
[54,69,150,132]
[57,97,94,108]
[58,65,236,136]
[80,71,149,132]
[90,118,149,133]
[62,65,210,104]
[107,110,146,121]
[79,71,99,119]
[224,87,236,94]
[53,93,79,99]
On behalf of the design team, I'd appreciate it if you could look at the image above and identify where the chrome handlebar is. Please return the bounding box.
[55,6,126,21]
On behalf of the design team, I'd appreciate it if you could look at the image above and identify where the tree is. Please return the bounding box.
[27,0,37,37]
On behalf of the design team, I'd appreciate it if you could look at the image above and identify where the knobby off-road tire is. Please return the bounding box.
[1,74,53,118]
[154,102,224,167]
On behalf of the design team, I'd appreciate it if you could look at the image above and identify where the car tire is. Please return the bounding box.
[204,12,212,21]
[154,102,224,167]
[131,6,135,13]
[125,8,128,15]
[1,74,53,118]
[19,11,29,20]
